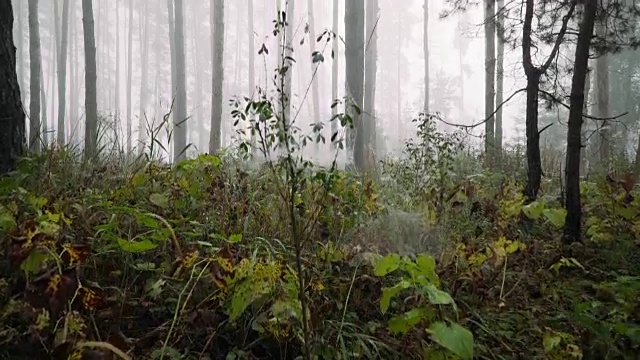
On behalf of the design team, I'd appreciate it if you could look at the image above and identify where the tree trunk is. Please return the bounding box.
[28,0,41,153]
[57,0,70,146]
[69,0,78,144]
[306,0,321,155]
[138,0,149,152]
[595,5,611,171]
[248,0,255,151]
[522,0,575,200]
[423,0,429,114]
[114,0,120,143]
[564,0,597,244]
[363,0,378,168]
[82,0,98,159]
[524,74,542,200]
[0,1,26,175]
[345,0,365,170]
[580,65,591,175]
[15,0,25,104]
[483,0,495,165]
[495,0,504,157]
[282,0,296,128]
[126,0,133,151]
[191,1,205,152]
[331,0,338,150]
[173,0,188,161]
[209,0,224,154]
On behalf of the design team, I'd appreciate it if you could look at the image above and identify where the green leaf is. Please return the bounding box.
[542,333,562,352]
[131,172,147,187]
[543,208,567,228]
[228,233,243,244]
[380,280,411,314]
[117,238,158,253]
[415,253,438,284]
[424,285,456,307]
[20,249,51,275]
[428,321,474,360]
[149,193,169,208]
[388,307,431,335]
[373,253,401,277]
[522,201,545,220]
[0,207,15,233]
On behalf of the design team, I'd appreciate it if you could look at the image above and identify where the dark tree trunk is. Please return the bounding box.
[82,0,98,158]
[0,2,26,174]
[564,0,597,244]
[28,0,41,152]
[521,0,575,201]
[524,73,542,200]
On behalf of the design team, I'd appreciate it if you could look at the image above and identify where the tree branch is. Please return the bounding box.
[435,88,526,129]
[538,89,628,121]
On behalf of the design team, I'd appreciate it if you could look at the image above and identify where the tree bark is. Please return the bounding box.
[363,0,378,167]
[483,0,495,165]
[126,0,133,151]
[209,0,224,154]
[307,0,321,155]
[0,1,26,175]
[331,0,339,150]
[423,0,429,114]
[522,0,575,200]
[564,0,597,244]
[28,0,41,153]
[495,0,504,158]
[82,0,98,159]
[282,0,296,129]
[248,0,256,151]
[57,0,70,146]
[595,2,611,171]
[173,0,188,161]
[138,0,150,152]
[345,0,365,170]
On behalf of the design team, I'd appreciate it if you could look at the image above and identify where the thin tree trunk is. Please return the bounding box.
[396,11,402,148]
[191,1,205,152]
[595,1,611,171]
[173,0,188,161]
[209,0,224,153]
[28,0,41,153]
[483,0,496,165]
[331,0,339,150]
[495,0,504,157]
[282,0,296,128]
[57,0,70,146]
[423,0,429,114]
[345,0,365,170]
[114,0,120,143]
[307,0,321,155]
[564,0,597,244]
[70,0,78,144]
[82,0,98,158]
[248,0,256,150]
[139,0,150,153]
[16,0,25,104]
[580,65,592,175]
[363,0,378,168]
[126,0,133,152]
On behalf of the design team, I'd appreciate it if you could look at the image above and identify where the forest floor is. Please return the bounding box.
[0,150,638,359]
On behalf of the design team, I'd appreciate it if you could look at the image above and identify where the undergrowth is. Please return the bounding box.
[0,125,639,359]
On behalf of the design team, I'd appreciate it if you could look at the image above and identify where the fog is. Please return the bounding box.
[11,0,582,165]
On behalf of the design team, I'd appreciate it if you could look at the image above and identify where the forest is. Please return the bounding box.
[0,0,639,359]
